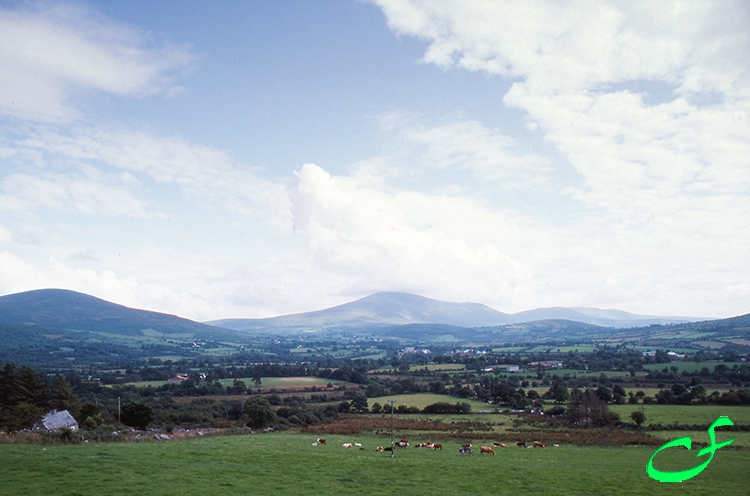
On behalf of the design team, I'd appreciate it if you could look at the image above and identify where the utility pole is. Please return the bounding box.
[388,399,396,458]
[118,397,121,424]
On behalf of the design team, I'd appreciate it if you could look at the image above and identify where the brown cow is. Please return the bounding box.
[533,441,546,448]
[375,446,384,452]
[493,442,508,448]
[480,446,495,455]
[316,438,326,445]
[432,443,442,451]
[516,441,526,448]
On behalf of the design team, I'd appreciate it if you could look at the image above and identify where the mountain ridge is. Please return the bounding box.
[208,291,702,332]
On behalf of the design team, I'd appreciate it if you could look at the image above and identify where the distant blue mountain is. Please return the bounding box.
[208,291,701,333]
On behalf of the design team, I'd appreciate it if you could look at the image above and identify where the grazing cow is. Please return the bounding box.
[432,443,442,451]
[516,441,526,448]
[383,446,393,452]
[456,446,472,455]
[533,441,546,448]
[396,440,409,449]
[375,446,384,452]
[317,438,326,445]
[359,446,366,451]
[342,443,352,449]
[480,446,495,455]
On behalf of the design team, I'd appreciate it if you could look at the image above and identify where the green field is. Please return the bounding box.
[528,344,599,353]
[370,393,492,412]
[491,346,526,352]
[216,377,349,389]
[1,432,748,495]
[540,368,630,379]
[642,361,745,373]
[373,364,466,373]
[126,377,351,389]
[609,404,750,427]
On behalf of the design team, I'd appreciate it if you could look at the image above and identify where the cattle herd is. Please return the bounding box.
[312,438,558,455]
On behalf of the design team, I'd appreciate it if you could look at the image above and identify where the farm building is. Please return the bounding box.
[40,410,79,431]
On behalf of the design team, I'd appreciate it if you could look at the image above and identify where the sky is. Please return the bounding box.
[0,0,748,322]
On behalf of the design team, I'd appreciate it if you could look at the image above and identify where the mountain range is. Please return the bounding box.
[0,289,747,364]
[207,291,700,332]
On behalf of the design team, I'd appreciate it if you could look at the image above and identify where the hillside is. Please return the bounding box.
[0,289,250,339]
[0,289,259,368]
[365,319,613,343]
[0,288,228,337]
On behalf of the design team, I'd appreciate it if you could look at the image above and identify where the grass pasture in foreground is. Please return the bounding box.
[1,432,748,495]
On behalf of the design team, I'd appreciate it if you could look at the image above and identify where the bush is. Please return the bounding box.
[243,397,276,429]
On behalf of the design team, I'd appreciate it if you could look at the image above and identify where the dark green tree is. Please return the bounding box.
[350,395,369,413]
[630,410,646,427]
[243,396,276,429]
[7,402,45,432]
[120,401,152,430]
[50,376,79,418]
[13,366,49,408]
[595,385,613,403]
[428,380,446,394]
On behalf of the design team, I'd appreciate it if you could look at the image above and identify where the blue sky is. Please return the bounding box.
[1,1,748,321]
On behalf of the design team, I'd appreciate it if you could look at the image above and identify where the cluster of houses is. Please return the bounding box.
[480,361,563,373]
[452,349,487,357]
[167,372,207,383]
[641,350,686,358]
[526,360,564,368]
[401,347,432,355]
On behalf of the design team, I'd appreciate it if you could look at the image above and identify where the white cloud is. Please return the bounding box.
[372,0,750,317]
[0,250,217,318]
[288,162,537,306]
[4,125,289,220]
[375,114,553,190]
[0,3,193,121]
[0,166,150,217]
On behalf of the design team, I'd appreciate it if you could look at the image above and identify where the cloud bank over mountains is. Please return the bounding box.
[0,1,747,321]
